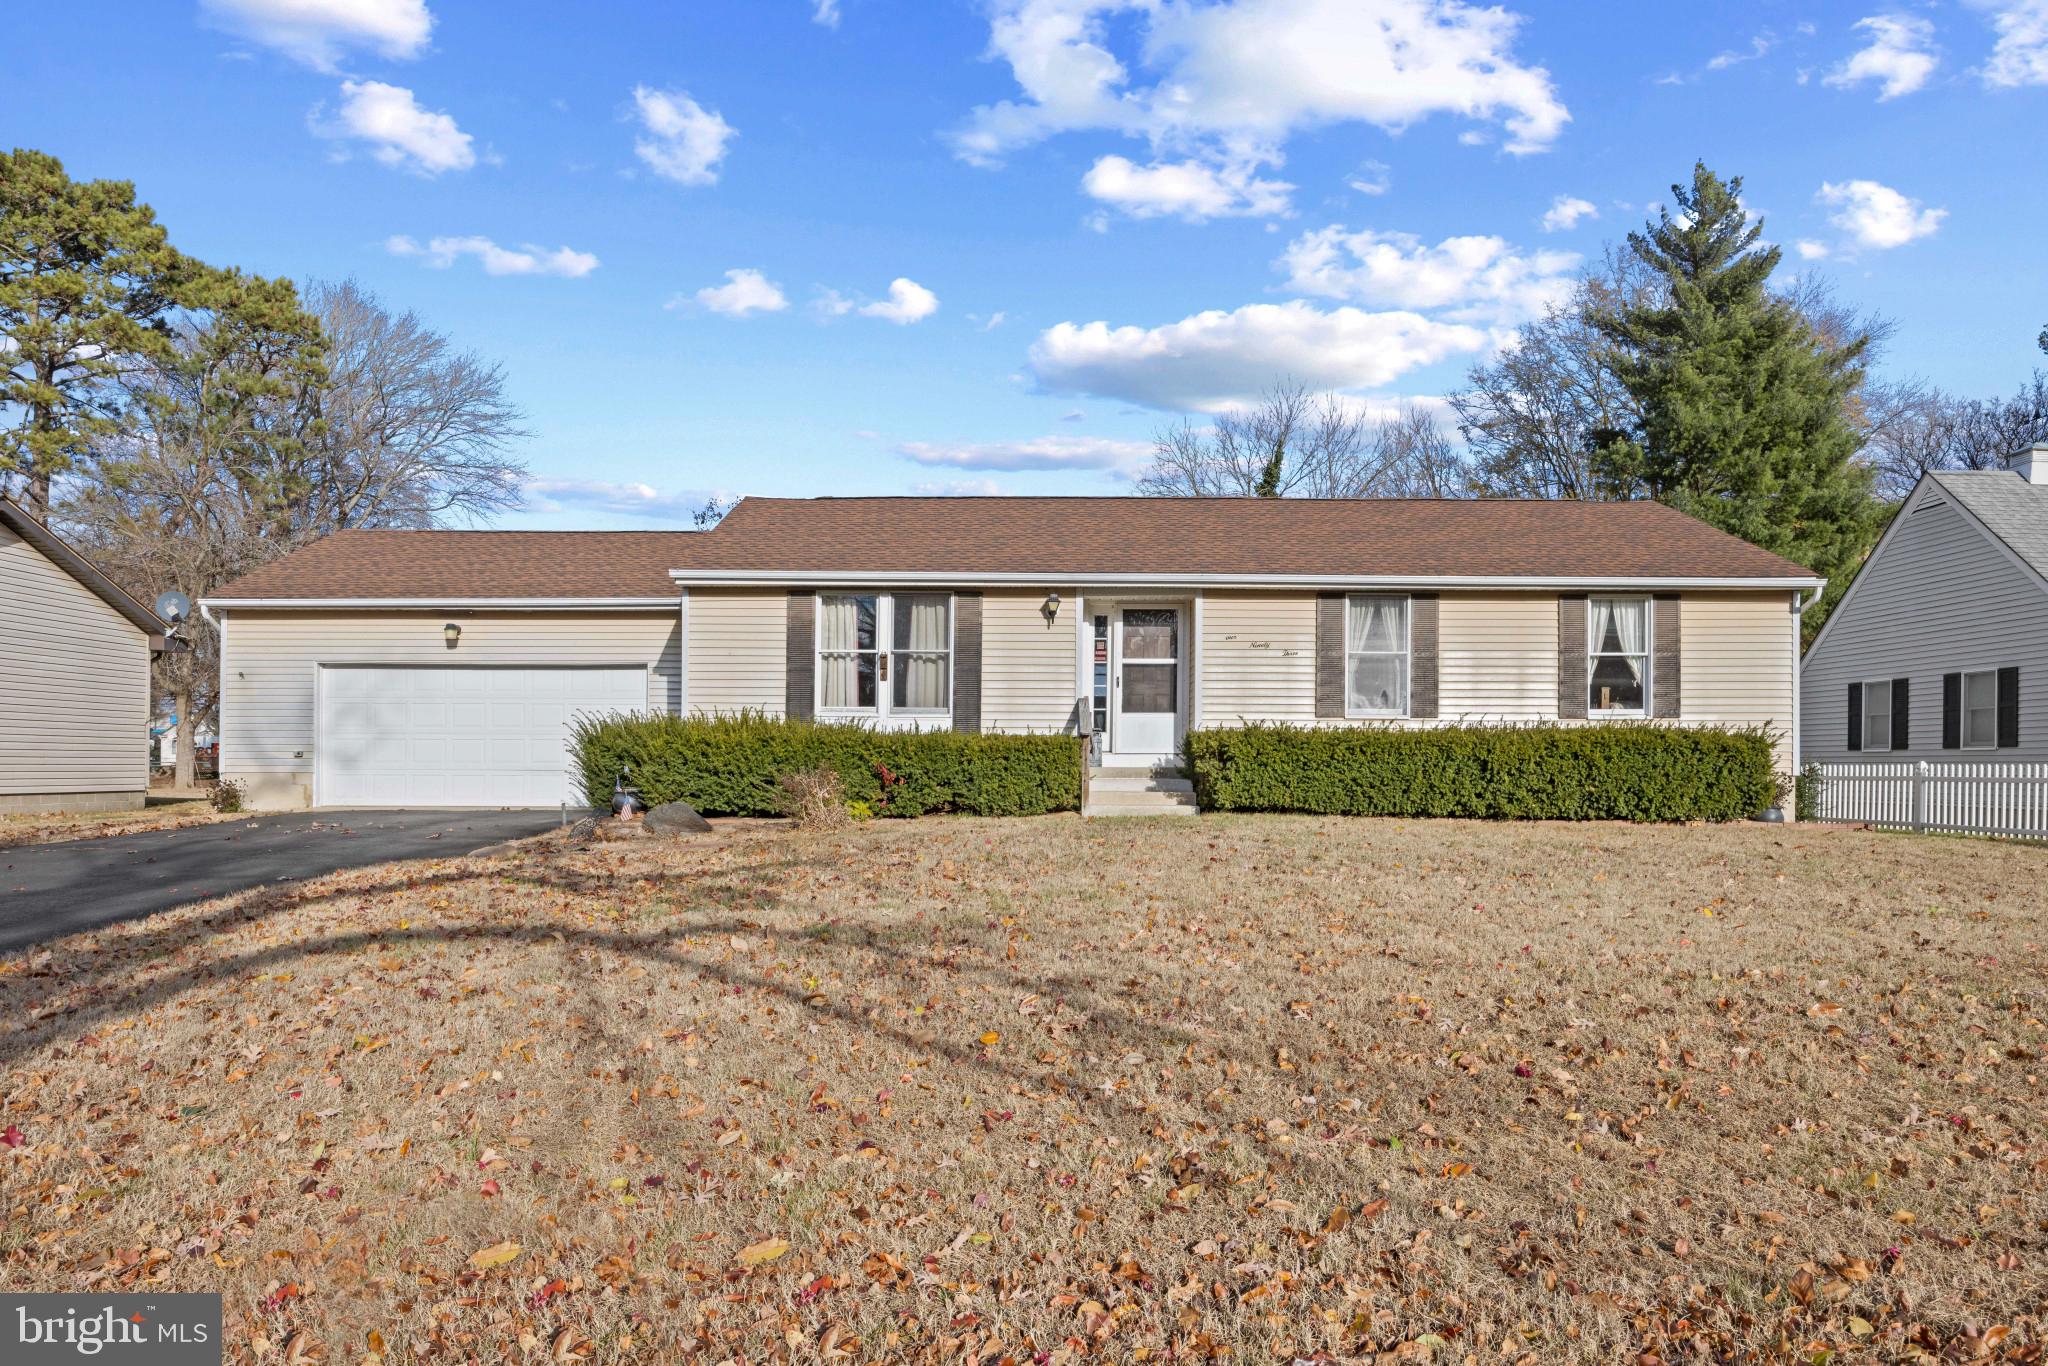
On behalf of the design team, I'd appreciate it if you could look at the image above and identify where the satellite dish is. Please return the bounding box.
[154,591,192,625]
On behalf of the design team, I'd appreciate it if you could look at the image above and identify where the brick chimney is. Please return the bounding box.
[2009,443,2048,486]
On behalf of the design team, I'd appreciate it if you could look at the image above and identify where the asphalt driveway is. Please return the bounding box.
[0,809,563,952]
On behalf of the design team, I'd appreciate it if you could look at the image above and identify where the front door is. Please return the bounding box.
[1111,607,1182,762]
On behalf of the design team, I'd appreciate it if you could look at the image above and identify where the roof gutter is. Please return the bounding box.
[200,596,680,610]
[666,569,1826,591]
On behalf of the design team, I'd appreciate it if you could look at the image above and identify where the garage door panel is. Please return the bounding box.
[318,666,643,808]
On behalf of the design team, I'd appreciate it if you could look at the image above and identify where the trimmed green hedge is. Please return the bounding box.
[571,712,1083,818]
[1183,722,1777,822]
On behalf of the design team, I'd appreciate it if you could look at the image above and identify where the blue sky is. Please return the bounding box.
[8,0,2045,527]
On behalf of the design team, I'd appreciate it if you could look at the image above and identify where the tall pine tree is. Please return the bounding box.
[1589,162,1878,584]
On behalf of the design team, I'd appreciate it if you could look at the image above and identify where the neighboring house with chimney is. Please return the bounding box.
[202,496,1821,811]
[1802,445,2048,765]
[0,497,166,814]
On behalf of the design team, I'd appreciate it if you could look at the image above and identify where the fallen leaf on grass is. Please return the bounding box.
[468,1241,523,1270]
[737,1237,791,1267]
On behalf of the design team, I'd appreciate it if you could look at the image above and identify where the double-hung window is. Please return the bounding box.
[1345,594,1410,717]
[1962,668,1998,749]
[1862,678,1894,751]
[1588,596,1650,716]
[816,592,952,720]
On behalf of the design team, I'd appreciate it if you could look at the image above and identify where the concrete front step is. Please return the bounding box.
[1083,798,1200,818]
[1089,773,1195,795]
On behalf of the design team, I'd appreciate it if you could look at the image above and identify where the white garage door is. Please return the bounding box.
[316,665,647,808]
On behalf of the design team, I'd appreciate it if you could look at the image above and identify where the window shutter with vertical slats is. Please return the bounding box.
[1942,672,1961,749]
[952,592,982,733]
[1315,593,1344,719]
[1891,677,1909,751]
[1847,682,1862,752]
[785,591,815,720]
[1408,593,1438,720]
[1557,595,1588,719]
[1651,593,1680,718]
[1997,666,2020,748]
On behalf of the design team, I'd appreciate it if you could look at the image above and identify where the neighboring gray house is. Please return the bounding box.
[0,498,167,813]
[1802,446,2048,765]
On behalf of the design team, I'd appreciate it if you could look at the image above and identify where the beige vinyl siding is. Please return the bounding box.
[1438,593,1558,720]
[685,589,787,715]
[1683,591,1796,769]
[982,590,1075,732]
[1802,492,2048,763]
[219,609,681,809]
[0,523,151,803]
[1196,591,1317,725]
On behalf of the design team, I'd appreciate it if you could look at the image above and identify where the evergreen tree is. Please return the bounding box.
[0,149,197,514]
[1589,162,1879,583]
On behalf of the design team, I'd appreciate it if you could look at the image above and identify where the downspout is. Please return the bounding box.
[1789,584,1824,809]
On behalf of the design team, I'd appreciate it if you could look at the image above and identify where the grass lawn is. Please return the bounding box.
[2,815,2043,1363]
[0,798,226,849]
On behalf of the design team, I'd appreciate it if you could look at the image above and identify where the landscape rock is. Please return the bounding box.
[644,800,713,836]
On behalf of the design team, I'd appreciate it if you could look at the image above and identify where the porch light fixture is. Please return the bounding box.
[1040,592,1061,625]
[443,622,462,649]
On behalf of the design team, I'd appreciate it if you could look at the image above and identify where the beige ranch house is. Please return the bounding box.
[204,497,1822,811]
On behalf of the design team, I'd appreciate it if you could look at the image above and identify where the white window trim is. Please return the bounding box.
[1861,677,1894,753]
[1344,593,1412,719]
[814,591,955,725]
[1588,595,1653,718]
[1960,668,1999,751]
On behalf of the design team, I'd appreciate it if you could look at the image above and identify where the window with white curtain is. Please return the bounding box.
[817,592,951,717]
[1588,596,1650,715]
[1345,594,1410,717]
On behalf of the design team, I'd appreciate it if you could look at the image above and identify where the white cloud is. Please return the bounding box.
[1706,30,1776,70]
[1081,154,1293,221]
[1795,239,1832,260]
[691,268,789,317]
[1978,0,2048,86]
[524,477,718,520]
[1028,300,1485,412]
[952,0,1565,224]
[631,86,735,186]
[858,278,940,324]
[201,0,431,69]
[895,434,1152,471]
[1348,160,1392,196]
[317,80,474,175]
[1825,15,1939,99]
[1540,194,1598,232]
[386,234,598,277]
[1817,178,1947,249]
[812,0,841,26]
[1277,226,1577,324]
[912,478,1008,495]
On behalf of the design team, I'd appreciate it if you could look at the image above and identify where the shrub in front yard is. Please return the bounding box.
[1184,722,1777,822]
[572,711,1083,818]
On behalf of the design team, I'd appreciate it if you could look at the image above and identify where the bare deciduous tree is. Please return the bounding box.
[1136,380,1406,498]
[1371,403,1467,497]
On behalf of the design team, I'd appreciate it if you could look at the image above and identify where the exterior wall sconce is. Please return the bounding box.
[1041,592,1061,625]
[444,622,462,649]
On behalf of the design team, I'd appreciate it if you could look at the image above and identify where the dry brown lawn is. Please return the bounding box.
[2,815,2044,1365]
[0,799,227,849]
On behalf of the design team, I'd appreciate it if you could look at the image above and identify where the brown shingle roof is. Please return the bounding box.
[209,497,1818,601]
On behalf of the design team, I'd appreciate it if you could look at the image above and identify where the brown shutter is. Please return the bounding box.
[953,592,982,733]
[1998,666,2020,748]
[1315,593,1345,719]
[785,590,814,719]
[1557,594,1588,719]
[1409,593,1439,719]
[1652,593,1681,719]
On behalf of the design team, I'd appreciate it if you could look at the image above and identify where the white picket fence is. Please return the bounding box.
[1811,761,2048,839]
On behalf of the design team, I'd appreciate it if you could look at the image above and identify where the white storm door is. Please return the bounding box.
[1111,608,1181,760]
[317,665,645,808]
